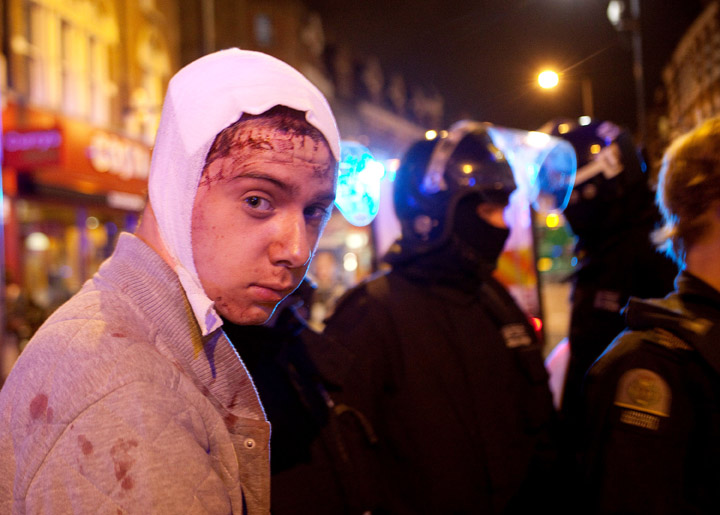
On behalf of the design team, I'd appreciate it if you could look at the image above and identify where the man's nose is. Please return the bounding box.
[269,211,311,268]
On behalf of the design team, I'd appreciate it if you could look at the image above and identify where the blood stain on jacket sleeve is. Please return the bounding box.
[78,434,94,455]
[29,394,47,419]
[29,393,53,423]
[224,412,238,429]
[110,438,139,490]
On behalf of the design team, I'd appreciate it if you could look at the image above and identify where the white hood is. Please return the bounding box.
[148,48,340,335]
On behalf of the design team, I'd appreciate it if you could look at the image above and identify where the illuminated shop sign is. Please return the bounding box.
[3,128,62,168]
[87,132,150,181]
[107,191,146,212]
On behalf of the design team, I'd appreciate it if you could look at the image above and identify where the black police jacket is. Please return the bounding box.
[224,313,380,515]
[580,271,720,513]
[324,266,558,514]
[561,219,676,422]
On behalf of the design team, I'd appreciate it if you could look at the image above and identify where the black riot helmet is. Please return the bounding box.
[550,120,647,241]
[393,121,516,252]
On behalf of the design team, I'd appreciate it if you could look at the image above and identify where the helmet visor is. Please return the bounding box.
[486,125,577,213]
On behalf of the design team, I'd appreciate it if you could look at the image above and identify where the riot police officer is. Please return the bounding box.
[552,120,676,421]
[579,117,720,512]
[324,121,562,514]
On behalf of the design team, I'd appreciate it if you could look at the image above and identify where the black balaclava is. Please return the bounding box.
[386,193,511,292]
[452,194,511,269]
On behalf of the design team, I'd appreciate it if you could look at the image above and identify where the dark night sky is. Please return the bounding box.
[304,0,706,132]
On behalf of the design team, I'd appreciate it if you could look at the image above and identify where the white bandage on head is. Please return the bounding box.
[148,48,340,335]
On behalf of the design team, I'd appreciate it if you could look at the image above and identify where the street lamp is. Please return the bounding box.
[538,70,559,89]
[537,69,594,119]
[607,0,645,144]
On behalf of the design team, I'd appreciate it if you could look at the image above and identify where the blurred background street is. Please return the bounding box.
[1,0,716,379]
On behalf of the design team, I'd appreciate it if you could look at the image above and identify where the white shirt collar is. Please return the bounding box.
[175,264,223,336]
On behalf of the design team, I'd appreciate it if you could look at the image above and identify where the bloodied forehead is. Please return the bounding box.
[202,109,336,184]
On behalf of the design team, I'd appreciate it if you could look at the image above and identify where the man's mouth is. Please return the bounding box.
[250,283,293,303]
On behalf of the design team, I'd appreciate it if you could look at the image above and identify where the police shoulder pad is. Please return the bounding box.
[614,368,671,416]
[613,368,671,431]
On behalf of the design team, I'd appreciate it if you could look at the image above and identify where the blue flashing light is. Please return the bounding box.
[335,140,385,226]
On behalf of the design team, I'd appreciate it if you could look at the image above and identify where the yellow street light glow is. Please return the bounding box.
[425,130,438,140]
[537,257,553,272]
[345,231,368,249]
[538,70,559,89]
[26,232,50,252]
[546,213,560,228]
[343,252,358,272]
[85,216,100,230]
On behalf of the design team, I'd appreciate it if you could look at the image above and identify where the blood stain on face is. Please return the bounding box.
[191,113,336,326]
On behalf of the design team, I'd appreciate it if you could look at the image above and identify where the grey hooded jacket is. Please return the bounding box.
[0,233,270,514]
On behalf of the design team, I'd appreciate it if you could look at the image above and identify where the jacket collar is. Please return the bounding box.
[625,271,720,375]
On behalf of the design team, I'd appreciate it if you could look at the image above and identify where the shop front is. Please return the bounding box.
[2,102,149,345]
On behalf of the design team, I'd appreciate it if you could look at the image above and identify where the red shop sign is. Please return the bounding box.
[3,128,62,169]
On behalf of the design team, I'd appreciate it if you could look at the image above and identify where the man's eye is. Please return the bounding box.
[244,196,272,211]
[305,205,333,223]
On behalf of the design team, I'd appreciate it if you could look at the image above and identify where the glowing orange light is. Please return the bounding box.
[538,70,559,89]
[530,317,543,332]
[537,257,553,272]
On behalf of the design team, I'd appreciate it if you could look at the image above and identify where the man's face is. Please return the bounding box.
[191,118,336,325]
[476,202,509,229]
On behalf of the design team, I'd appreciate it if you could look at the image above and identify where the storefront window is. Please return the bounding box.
[11,199,135,328]
[21,0,115,124]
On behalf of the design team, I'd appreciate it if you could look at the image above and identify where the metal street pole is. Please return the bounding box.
[0,89,5,383]
[630,0,646,145]
[607,0,646,144]
[581,77,594,119]
[538,70,594,119]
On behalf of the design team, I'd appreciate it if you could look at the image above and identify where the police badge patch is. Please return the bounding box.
[501,323,533,348]
[614,368,671,431]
